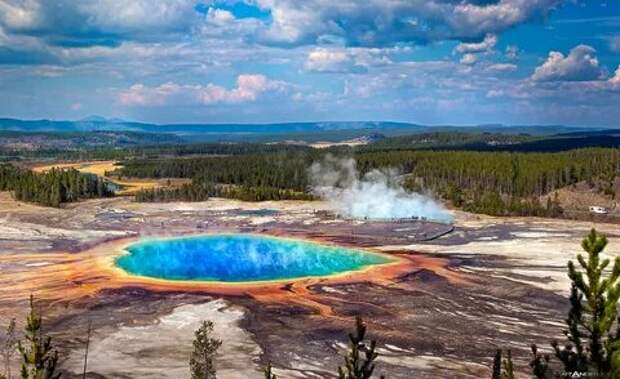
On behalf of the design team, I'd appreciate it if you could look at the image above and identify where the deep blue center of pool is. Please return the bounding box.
[115,234,392,282]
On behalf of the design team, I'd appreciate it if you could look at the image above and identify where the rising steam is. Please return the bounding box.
[309,155,453,224]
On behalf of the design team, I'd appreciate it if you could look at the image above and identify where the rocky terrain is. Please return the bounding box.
[0,193,618,378]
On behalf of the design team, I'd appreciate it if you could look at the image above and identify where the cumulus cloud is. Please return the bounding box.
[0,0,199,47]
[460,53,478,65]
[455,34,497,54]
[304,47,392,73]
[609,66,620,90]
[198,6,262,38]
[531,44,605,82]
[255,0,560,47]
[0,0,563,49]
[305,48,356,73]
[119,74,287,106]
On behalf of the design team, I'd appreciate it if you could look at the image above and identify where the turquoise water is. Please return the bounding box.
[115,234,392,282]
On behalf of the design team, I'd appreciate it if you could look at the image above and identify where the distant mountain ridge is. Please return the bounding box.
[0,118,422,133]
[0,117,612,143]
[0,117,600,133]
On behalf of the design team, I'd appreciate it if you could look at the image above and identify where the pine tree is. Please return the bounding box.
[2,318,16,379]
[540,229,620,377]
[17,295,60,379]
[501,350,516,379]
[491,350,501,379]
[189,321,222,379]
[495,229,620,378]
[263,363,277,379]
[491,350,517,379]
[529,345,551,379]
[337,317,385,379]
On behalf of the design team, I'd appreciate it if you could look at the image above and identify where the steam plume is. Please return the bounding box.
[309,155,453,224]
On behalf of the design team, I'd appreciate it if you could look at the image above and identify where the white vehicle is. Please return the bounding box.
[589,206,609,214]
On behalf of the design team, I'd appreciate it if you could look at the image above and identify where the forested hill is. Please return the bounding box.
[112,147,620,217]
[0,118,420,134]
[0,117,602,144]
[363,131,620,153]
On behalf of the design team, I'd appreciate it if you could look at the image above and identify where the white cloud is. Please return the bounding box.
[255,0,560,47]
[0,0,198,46]
[486,89,504,98]
[487,63,518,72]
[0,1,42,31]
[531,44,605,82]
[460,53,478,65]
[199,6,262,38]
[449,0,557,36]
[305,48,352,73]
[455,34,497,54]
[304,47,392,73]
[119,74,287,106]
[609,66,620,89]
[205,8,235,26]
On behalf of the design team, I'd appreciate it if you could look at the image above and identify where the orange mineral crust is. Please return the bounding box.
[0,233,467,315]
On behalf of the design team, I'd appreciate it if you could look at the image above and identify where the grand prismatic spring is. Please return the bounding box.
[115,234,394,283]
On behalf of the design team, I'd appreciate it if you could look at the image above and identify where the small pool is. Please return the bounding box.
[115,234,393,283]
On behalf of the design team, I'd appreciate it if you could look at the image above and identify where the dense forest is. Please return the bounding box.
[361,132,536,151]
[361,131,620,153]
[1,141,320,162]
[115,151,319,192]
[132,159,316,202]
[359,148,619,216]
[0,164,113,207]
[115,147,620,216]
[2,130,619,215]
[135,182,313,203]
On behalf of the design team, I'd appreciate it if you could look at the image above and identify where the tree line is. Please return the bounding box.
[360,131,620,154]
[120,150,321,202]
[0,164,113,207]
[116,148,620,216]
[134,180,314,203]
[359,148,619,216]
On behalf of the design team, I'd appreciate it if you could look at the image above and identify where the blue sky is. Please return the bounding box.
[0,0,619,126]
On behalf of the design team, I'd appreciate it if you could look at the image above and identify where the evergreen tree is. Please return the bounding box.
[529,345,551,379]
[500,350,516,379]
[263,363,277,379]
[2,319,16,379]
[337,317,385,379]
[491,350,517,379]
[17,296,60,379]
[493,229,620,378]
[538,229,620,377]
[0,165,113,207]
[491,350,501,379]
[189,321,222,379]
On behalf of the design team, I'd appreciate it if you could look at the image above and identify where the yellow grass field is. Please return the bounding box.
[32,160,189,195]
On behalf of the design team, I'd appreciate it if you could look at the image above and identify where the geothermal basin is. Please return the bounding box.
[115,234,394,283]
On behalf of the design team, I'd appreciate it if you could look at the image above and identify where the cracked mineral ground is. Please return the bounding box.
[1,193,618,378]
